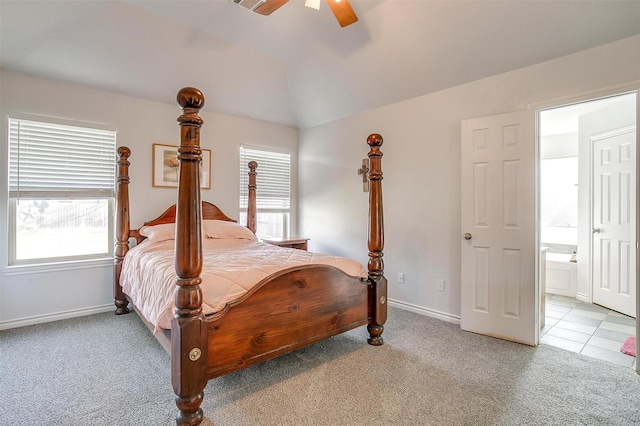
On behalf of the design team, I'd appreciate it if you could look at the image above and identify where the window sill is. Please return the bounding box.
[2,257,113,277]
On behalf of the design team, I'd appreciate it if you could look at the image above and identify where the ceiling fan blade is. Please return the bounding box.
[254,0,289,16]
[325,0,358,27]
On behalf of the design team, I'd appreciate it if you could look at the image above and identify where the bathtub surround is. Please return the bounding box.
[545,253,578,298]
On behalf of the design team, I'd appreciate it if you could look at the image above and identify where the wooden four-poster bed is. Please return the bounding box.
[113,87,387,425]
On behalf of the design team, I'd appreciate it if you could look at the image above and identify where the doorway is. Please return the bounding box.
[538,92,637,367]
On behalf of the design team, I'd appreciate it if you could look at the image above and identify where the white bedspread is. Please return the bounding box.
[120,238,366,332]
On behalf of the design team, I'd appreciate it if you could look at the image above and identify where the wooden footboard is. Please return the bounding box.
[205,265,369,378]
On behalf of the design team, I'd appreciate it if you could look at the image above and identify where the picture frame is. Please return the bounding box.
[152,143,211,189]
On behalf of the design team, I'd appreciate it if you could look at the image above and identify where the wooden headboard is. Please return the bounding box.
[128,202,237,244]
[144,202,236,227]
[114,142,258,246]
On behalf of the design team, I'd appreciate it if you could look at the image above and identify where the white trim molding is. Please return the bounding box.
[388,298,461,325]
[0,304,113,330]
[2,258,113,277]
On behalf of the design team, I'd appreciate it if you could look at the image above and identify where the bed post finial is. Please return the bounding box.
[114,146,131,315]
[173,87,208,426]
[366,133,386,346]
[177,87,205,110]
[247,161,258,234]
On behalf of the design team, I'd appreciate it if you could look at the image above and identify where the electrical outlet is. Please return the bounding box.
[436,279,445,292]
[397,272,405,284]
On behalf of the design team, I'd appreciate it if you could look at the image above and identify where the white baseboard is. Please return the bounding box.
[575,292,590,303]
[0,304,114,330]
[388,299,461,325]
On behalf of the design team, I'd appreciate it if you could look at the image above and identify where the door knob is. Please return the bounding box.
[464,233,472,240]
[592,227,601,234]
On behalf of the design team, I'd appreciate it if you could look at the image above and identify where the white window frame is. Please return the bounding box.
[239,145,291,239]
[7,114,116,266]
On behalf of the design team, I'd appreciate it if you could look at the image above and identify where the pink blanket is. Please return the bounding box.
[620,336,636,357]
[120,238,366,332]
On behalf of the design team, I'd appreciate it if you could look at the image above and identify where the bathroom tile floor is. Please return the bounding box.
[541,294,637,368]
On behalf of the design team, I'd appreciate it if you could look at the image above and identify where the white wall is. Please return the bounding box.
[2,34,638,329]
[0,72,298,329]
[299,35,640,322]
[540,133,579,158]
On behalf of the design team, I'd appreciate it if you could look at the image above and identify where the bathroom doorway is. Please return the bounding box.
[538,91,637,367]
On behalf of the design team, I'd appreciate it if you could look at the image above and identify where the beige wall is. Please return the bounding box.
[0,72,298,328]
[299,35,640,322]
[2,34,638,329]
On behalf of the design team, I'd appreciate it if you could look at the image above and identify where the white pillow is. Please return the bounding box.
[203,220,257,241]
[138,223,175,243]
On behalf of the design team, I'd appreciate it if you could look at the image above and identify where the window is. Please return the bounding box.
[239,146,291,238]
[8,116,116,265]
[540,156,579,246]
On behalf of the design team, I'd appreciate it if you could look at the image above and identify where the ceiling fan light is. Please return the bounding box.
[305,0,320,10]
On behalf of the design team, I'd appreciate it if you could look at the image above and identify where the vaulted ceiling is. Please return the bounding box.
[2,1,639,128]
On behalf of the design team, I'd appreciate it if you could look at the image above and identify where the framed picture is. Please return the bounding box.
[152,143,211,189]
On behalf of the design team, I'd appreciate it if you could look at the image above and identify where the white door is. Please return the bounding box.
[461,110,537,346]
[592,127,637,317]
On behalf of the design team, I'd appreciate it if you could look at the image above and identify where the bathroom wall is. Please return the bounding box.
[576,94,637,301]
[540,94,637,299]
[540,132,579,254]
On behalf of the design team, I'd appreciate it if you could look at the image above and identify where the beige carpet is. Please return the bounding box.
[2,307,640,425]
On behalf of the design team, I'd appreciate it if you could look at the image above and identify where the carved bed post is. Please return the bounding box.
[173,87,208,426]
[114,146,131,315]
[247,161,258,233]
[366,133,387,346]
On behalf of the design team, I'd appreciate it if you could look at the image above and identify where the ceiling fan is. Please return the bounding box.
[232,0,358,27]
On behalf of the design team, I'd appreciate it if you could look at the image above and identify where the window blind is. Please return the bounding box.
[9,118,116,199]
[239,147,290,210]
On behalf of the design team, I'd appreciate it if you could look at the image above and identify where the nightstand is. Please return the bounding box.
[261,237,309,251]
